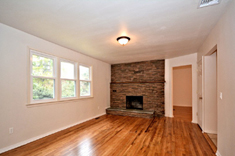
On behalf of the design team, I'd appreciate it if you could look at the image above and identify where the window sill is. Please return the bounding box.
[26,96,94,107]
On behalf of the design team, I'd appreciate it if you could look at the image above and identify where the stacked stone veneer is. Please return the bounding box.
[110,60,165,116]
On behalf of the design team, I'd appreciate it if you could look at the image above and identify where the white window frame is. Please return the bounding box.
[79,64,93,97]
[60,59,78,100]
[30,50,57,104]
[28,49,94,105]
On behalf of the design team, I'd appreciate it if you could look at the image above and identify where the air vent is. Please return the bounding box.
[199,0,220,8]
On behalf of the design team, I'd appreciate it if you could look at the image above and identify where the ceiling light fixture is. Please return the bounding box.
[199,0,220,8]
[117,36,130,46]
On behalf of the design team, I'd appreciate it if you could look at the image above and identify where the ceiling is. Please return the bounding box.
[0,0,231,64]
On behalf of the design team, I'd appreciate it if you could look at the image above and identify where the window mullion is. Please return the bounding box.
[90,66,93,97]
[61,78,77,81]
[32,75,56,79]
[78,64,80,98]
[80,80,91,82]
[29,52,33,103]
[56,58,60,100]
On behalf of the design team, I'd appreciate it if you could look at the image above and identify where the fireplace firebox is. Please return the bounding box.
[126,96,143,110]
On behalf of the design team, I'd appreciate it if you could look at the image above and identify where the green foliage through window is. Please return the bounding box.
[80,81,90,96]
[32,55,53,77]
[32,53,55,100]
[62,80,76,98]
[33,78,54,100]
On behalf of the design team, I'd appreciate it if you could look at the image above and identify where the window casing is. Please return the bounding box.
[29,49,93,104]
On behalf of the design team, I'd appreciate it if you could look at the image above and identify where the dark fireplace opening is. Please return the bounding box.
[126,96,143,110]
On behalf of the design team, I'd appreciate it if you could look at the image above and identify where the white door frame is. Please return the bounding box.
[164,54,198,123]
[197,59,203,129]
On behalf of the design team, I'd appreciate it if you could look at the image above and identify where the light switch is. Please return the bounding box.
[220,92,223,100]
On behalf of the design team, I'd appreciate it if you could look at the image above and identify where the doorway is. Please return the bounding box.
[198,49,218,149]
[172,65,192,122]
[203,51,218,147]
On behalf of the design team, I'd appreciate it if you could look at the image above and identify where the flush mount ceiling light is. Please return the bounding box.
[117,36,131,46]
[199,0,220,8]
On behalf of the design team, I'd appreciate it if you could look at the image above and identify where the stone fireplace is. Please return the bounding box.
[106,60,165,118]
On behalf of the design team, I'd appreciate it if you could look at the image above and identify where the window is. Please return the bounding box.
[79,65,92,96]
[29,49,93,104]
[60,61,77,99]
[30,51,56,103]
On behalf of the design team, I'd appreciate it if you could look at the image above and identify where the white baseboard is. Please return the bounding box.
[216,150,222,156]
[165,115,174,118]
[204,130,217,134]
[0,113,106,154]
[191,120,198,124]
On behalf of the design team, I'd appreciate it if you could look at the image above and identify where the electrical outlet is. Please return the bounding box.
[9,127,14,134]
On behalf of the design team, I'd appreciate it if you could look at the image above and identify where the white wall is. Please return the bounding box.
[197,1,235,155]
[0,23,111,153]
[165,53,197,123]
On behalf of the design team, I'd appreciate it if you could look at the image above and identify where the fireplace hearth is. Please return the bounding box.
[126,96,143,110]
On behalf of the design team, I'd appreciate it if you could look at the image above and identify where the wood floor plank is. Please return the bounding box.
[173,106,192,122]
[0,115,215,156]
[203,133,217,154]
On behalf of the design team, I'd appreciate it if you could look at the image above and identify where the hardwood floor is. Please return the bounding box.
[173,106,192,122]
[207,133,217,147]
[1,115,215,156]
[203,133,217,153]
